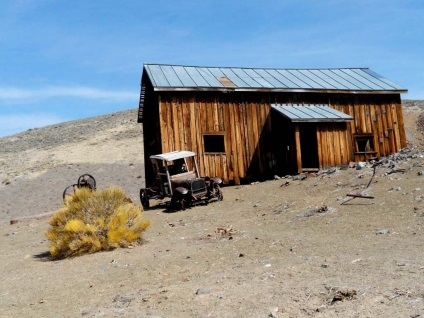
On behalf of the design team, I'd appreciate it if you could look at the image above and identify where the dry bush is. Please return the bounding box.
[46,186,150,259]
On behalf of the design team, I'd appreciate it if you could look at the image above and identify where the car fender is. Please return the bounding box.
[174,187,189,195]
[210,177,222,185]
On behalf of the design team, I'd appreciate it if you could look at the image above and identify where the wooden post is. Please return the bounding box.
[294,125,302,174]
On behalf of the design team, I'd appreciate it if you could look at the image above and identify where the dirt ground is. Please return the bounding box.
[0,102,423,317]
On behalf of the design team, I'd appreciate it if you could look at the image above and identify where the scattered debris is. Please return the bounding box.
[330,288,357,304]
[342,193,375,205]
[215,225,236,239]
[386,169,406,175]
[301,205,331,217]
[167,220,186,227]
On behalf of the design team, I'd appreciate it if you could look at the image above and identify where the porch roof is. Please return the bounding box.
[271,103,354,122]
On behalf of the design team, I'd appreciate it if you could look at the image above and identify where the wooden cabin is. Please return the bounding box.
[138,63,407,185]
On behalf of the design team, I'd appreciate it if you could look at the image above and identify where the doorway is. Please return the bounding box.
[299,124,319,170]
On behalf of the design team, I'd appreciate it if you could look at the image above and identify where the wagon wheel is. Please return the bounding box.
[63,184,79,201]
[77,174,96,190]
[214,183,223,201]
[140,189,150,209]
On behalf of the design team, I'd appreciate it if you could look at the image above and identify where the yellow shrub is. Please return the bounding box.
[46,186,150,259]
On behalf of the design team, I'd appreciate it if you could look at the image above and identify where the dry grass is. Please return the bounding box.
[46,186,150,259]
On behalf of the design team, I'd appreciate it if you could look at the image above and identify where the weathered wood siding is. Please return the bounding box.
[329,94,406,161]
[143,88,406,185]
[158,92,274,184]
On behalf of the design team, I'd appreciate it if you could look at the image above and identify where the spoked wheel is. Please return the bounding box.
[63,184,79,201]
[77,174,96,190]
[140,189,150,209]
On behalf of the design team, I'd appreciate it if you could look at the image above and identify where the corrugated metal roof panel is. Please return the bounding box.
[184,66,211,87]
[232,68,261,87]
[173,66,197,87]
[271,103,354,122]
[142,64,407,93]
[160,65,183,87]
[263,69,292,88]
[288,70,325,89]
[362,69,405,90]
[220,68,249,87]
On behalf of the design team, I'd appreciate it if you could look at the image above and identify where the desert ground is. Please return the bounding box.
[0,101,423,317]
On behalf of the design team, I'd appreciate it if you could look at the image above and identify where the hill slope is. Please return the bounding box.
[0,101,423,317]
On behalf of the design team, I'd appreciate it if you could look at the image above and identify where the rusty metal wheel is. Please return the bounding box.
[63,184,79,201]
[77,174,96,190]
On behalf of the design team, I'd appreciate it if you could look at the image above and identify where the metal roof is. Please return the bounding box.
[150,150,196,161]
[143,64,407,94]
[271,104,354,122]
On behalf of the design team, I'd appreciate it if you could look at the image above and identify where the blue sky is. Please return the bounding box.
[0,0,423,137]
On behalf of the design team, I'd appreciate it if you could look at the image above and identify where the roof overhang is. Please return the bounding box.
[271,104,354,122]
[152,87,408,94]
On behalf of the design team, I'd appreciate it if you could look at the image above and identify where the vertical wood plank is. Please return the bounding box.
[159,97,168,153]
[396,102,407,148]
[317,127,323,169]
[391,103,401,151]
[385,102,396,153]
[294,125,302,173]
[333,125,341,165]
[380,104,389,156]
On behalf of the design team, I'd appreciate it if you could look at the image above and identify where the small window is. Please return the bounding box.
[203,134,225,153]
[354,135,375,153]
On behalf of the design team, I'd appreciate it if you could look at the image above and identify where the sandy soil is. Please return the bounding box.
[0,102,423,317]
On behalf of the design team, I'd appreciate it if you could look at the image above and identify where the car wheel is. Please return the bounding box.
[140,189,150,209]
[214,184,223,201]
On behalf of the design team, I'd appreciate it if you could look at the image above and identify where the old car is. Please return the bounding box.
[140,150,223,210]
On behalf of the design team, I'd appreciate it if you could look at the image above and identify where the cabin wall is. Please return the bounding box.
[328,94,406,161]
[143,90,406,184]
[158,92,274,184]
[142,79,161,187]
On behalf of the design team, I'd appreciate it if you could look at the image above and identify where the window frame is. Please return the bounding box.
[353,134,376,154]
[203,133,226,154]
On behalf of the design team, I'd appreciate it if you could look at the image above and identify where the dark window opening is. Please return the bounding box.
[204,134,225,153]
[354,135,375,153]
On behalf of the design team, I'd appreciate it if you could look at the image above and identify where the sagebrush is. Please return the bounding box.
[46,186,150,259]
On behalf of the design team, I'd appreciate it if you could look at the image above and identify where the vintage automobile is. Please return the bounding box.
[139,151,223,210]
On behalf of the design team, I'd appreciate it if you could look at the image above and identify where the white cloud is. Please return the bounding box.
[0,113,66,137]
[0,86,138,101]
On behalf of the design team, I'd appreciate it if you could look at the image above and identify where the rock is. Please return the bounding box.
[376,229,389,235]
[293,173,307,181]
[269,307,279,317]
[356,162,367,170]
[418,171,424,176]
[321,263,329,268]
[195,288,211,295]
[340,163,348,170]
[326,167,337,174]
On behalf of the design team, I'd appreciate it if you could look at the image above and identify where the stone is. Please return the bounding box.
[195,288,211,295]
[376,229,389,235]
